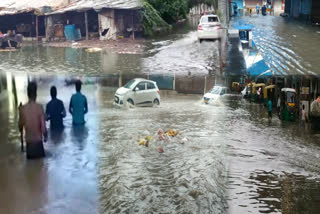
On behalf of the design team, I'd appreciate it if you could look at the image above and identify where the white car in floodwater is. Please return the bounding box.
[114,78,160,107]
[197,14,221,43]
[203,86,231,104]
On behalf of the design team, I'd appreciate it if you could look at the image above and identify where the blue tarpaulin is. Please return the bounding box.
[247,59,271,76]
[233,23,253,31]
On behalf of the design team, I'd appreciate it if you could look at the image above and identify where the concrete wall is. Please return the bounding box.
[232,0,244,9]
[273,0,284,16]
[311,0,320,23]
[289,0,312,18]
[300,0,312,15]
[245,0,264,8]
[189,4,215,15]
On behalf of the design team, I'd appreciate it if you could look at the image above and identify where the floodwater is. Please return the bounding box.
[0,16,320,214]
[232,15,320,75]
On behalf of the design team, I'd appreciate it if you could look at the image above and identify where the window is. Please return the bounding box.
[208,16,218,22]
[220,89,226,95]
[210,87,221,94]
[124,79,136,89]
[201,16,218,23]
[136,82,146,91]
[287,92,295,103]
[147,82,155,90]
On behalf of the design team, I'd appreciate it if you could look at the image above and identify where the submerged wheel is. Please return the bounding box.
[127,99,134,105]
[153,99,160,106]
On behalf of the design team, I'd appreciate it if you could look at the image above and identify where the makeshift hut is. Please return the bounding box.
[0,0,68,40]
[45,0,142,41]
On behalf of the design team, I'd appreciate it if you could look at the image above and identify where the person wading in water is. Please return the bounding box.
[69,80,88,125]
[19,82,47,159]
[46,86,66,130]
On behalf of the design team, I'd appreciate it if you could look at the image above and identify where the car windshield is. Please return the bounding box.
[201,16,218,23]
[210,87,221,94]
[123,79,136,89]
[287,92,295,103]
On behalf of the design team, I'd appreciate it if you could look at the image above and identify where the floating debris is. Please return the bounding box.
[158,147,164,153]
[138,136,153,147]
[166,129,179,137]
[0,48,17,52]
[86,48,102,53]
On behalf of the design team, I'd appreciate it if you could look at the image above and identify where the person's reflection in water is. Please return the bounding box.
[71,125,88,150]
[49,128,66,144]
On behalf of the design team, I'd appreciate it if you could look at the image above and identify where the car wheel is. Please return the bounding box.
[199,39,203,43]
[153,99,160,106]
[127,99,134,105]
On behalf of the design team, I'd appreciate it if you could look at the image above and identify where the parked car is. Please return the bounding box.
[203,86,230,104]
[197,15,221,43]
[114,78,160,107]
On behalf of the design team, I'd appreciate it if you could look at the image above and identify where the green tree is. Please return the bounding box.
[147,0,189,24]
[142,0,219,36]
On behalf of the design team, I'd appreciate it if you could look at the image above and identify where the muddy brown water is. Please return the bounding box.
[0,16,320,214]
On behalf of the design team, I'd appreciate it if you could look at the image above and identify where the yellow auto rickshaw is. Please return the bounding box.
[232,82,240,92]
[264,84,275,106]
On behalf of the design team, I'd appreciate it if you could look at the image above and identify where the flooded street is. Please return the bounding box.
[0,16,320,214]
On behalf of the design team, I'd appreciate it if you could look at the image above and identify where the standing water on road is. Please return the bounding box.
[0,16,320,214]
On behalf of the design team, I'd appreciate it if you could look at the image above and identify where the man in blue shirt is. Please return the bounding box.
[268,98,272,119]
[69,80,88,125]
[46,86,66,129]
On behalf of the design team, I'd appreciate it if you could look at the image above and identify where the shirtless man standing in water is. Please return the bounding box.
[19,82,47,159]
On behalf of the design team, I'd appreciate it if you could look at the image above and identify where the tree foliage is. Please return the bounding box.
[188,0,218,8]
[146,0,189,24]
[142,0,219,36]
[141,0,170,36]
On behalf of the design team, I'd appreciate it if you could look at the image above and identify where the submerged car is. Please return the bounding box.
[114,78,160,107]
[197,14,221,43]
[203,86,230,104]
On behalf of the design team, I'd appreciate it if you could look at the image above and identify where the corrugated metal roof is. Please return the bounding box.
[0,0,67,16]
[48,0,142,15]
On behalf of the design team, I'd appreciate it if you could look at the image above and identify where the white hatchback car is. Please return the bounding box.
[203,86,230,104]
[197,15,221,43]
[114,78,160,107]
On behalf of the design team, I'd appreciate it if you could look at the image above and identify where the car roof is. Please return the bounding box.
[133,78,156,84]
[281,88,296,93]
[202,14,218,17]
[213,86,227,88]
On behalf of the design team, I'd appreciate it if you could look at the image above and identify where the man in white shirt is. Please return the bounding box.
[301,105,307,128]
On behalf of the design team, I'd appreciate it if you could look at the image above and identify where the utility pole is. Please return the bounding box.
[85,11,88,40]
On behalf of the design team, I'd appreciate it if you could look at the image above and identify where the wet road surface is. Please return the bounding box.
[232,15,320,75]
[0,16,320,214]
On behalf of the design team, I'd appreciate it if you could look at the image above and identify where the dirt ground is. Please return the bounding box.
[41,38,145,54]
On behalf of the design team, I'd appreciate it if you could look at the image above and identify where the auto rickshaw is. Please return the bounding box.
[264,84,275,106]
[279,88,297,121]
[252,83,265,103]
[243,82,255,99]
[232,82,240,92]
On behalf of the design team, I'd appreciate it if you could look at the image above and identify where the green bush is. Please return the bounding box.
[141,0,170,36]
[142,0,219,36]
